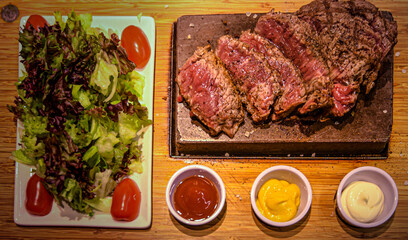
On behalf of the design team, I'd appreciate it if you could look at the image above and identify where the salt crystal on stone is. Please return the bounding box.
[383,110,388,114]
[189,23,195,27]
[244,130,254,138]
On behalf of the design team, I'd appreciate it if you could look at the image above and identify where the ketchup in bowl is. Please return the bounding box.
[173,175,219,221]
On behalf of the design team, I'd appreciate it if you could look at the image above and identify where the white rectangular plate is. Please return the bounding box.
[14,15,155,229]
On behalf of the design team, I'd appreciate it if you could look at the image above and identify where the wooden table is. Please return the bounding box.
[1,0,407,239]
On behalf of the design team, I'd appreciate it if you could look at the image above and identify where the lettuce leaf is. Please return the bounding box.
[84,197,112,213]
[21,135,45,158]
[120,70,145,101]
[92,169,117,199]
[54,11,66,31]
[118,111,142,145]
[90,54,118,96]
[22,114,48,137]
[10,149,35,165]
[95,131,120,161]
[60,178,94,216]
[65,119,92,147]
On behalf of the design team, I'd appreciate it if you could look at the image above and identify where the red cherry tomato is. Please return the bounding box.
[121,25,151,70]
[111,178,141,221]
[25,174,53,216]
[25,15,48,31]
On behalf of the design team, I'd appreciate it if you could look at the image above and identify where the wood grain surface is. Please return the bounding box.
[1,0,408,239]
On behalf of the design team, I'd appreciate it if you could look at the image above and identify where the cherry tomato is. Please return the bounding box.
[25,174,53,216]
[25,15,48,31]
[121,25,151,70]
[111,178,141,221]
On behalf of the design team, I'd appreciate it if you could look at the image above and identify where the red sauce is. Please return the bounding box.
[173,175,219,221]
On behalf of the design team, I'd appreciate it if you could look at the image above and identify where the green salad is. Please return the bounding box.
[8,11,151,216]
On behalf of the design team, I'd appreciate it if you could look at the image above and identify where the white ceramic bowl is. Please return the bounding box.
[165,165,226,226]
[336,166,398,228]
[250,165,313,227]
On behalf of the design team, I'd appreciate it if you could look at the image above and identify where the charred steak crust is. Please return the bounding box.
[216,35,281,123]
[239,30,307,120]
[296,0,398,117]
[176,45,244,137]
[255,11,333,117]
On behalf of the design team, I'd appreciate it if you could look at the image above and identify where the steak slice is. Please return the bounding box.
[216,35,281,123]
[176,45,244,137]
[296,0,398,117]
[255,11,333,116]
[239,30,306,120]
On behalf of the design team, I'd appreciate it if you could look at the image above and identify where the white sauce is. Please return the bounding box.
[341,181,384,223]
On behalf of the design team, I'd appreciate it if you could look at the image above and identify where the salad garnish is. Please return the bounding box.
[8,11,151,216]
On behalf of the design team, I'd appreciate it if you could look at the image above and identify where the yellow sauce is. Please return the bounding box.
[256,179,301,222]
[340,181,384,223]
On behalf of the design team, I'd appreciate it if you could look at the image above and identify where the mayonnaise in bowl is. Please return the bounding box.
[340,181,384,223]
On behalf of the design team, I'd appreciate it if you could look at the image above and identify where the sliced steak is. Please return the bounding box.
[239,30,306,120]
[255,11,333,116]
[296,0,398,117]
[216,35,281,123]
[176,45,244,137]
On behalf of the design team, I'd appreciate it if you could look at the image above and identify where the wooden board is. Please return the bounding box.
[1,1,408,239]
[169,13,393,159]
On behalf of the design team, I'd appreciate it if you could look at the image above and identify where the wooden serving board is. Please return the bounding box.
[169,13,393,159]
